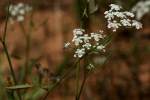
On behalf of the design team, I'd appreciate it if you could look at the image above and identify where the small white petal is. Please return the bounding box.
[17,16,24,22]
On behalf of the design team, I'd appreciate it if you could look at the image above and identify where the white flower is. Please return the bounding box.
[132,0,150,20]
[110,4,122,11]
[72,29,85,46]
[82,43,91,50]
[104,4,142,31]
[132,20,143,29]
[81,34,91,43]
[18,3,24,8]
[107,20,121,32]
[114,12,126,18]
[87,63,95,70]
[72,36,83,46]
[124,11,134,18]
[19,9,25,15]
[8,3,32,22]
[91,32,104,41]
[120,19,132,27]
[104,11,114,20]
[73,28,85,35]
[74,48,85,58]
[97,45,105,51]
[64,42,70,48]
[11,10,17,16]
[17,15,24,22]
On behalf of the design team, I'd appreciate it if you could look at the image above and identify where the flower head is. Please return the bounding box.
[132,20,143,29]
[70,29,106,58]
[8,3,32,22]
[132,0,150,20]
[109,4,122,11]
[104,4,142,32]
[74,48,86,58]
[87,63,95,70]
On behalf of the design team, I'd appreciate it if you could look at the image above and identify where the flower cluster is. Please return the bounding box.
[87,63,95,70]
[8,3,32,22]
[132,0,150,20]
[67,29,106,58]
[104,4,142,32]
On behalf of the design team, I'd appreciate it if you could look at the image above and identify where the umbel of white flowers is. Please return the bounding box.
[104,4,142,32]
[8,3,32,22]
[65,29,106,58]
[132,0,150,20]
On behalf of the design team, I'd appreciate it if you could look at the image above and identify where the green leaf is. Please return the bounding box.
[6,84,32,90]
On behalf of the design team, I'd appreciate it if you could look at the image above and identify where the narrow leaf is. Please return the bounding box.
[6,84,32,90]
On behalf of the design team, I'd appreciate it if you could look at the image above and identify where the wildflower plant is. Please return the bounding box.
[64,4,142,99]
[0,1,143,100]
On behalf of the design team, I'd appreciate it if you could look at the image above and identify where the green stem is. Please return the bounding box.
[75,61,80,100]
[3,0,10,42]
[2,41,17,84]
[76,65,88,100]
[74,0,90,99]
[19,23,31,82]
[75,56,89,100]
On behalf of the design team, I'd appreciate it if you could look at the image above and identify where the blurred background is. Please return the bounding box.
[0,0,150,100]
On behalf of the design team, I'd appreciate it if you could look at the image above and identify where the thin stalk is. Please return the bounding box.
[76,65,88,100]
[19,23,31,82]
[3,0,10,42]
[75,55,89,100]
[2,41,17,84]
[1,41,22,100]
[1,31,23,100]
[75,61,80,100]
